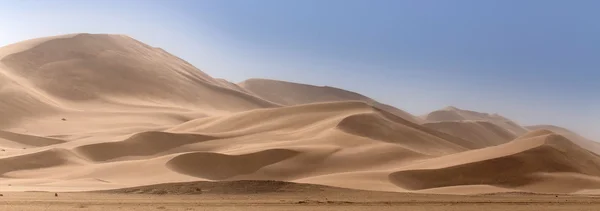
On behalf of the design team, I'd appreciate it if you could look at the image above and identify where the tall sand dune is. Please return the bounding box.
[0,33,598,195]
[0,33,275,131]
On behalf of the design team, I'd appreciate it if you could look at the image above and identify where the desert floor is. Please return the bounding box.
[1,192,600,211]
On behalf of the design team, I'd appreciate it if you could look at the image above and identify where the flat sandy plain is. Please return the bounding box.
[1,192,600,211]
[2,181,600,211]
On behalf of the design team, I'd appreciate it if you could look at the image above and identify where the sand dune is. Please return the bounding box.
[0,33,275,130]
[239,78,422,124]
[0,74,62,128]
[526,125,600,154]
[422,106,528,136]
[0,130,65,148]
[0,33,598,195]
[389,130,600,193]
[166,149,301,180]
[423,120,517,148]
[0,148,85,176]
[74,131,217,162]
[336,113,468,154]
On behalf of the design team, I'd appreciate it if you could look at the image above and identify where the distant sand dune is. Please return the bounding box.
[423,120,517,148]
[239,78,423,124]
[422,106,528,136]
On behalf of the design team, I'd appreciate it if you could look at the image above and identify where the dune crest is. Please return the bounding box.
[166,149,301,180]
[422,106,528,136]
[389,131,600,193]
[239,78,422,124]
[0,33,275,131]
[423,121,517,148]
[526,125,600,154]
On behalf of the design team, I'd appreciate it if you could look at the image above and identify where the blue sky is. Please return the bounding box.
[1,0,598,139]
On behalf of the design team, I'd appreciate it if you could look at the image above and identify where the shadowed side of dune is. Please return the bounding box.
[375,108,482,151]
[0,130,66,148]
[335,112,468,155]
[0,75,62,128]
[75,131,216,162]
[526,125,600,155]
[101,180,353,195]
[0,148,83,176]
[388,134,600,191]
[166,149,300,180]
[168,101,374,135]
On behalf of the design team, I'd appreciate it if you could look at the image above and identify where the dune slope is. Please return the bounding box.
[0,34,275,133]
[423,121,517,148]
[239,78,422,124]
[422,106,528,136]
[389,130,600,193]
[526,125,600,154]
[0,33,598,195]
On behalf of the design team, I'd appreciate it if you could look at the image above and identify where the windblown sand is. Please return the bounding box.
[0,33,599,202]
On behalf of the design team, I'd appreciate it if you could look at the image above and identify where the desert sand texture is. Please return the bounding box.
[0,33,599,204]
[2,181,600,211]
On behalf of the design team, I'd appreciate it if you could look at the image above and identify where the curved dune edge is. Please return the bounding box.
[0,148,86,177]
[421,106,528,136]
[336,113,467,155]
[0,33,275,122]
[423,120,517,148]
[0,130,66,148]
[166,101,375,135]
[388,132,600,193]
[239,78,423,124]
[74,131,218,162]
[165,149,301,180]
[0,104,596,194]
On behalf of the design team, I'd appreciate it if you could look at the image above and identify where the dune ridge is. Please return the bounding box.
[389,130,600,193]
[423,120,517,148]
[239,78,422,124]
[422,106,528,136]
[0,130,65,148]
[0,33,598,195]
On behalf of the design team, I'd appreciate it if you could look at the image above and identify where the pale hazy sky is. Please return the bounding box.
[1,0,598,140]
